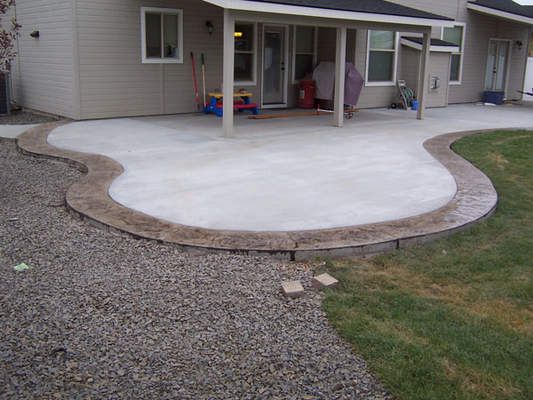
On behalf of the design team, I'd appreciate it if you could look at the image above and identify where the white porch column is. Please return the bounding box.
[333,26,347,127]
[223,9,235,137]
[417,30,431,120]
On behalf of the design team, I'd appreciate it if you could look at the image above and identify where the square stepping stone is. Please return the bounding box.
[312,273,339,289]
[281,281,304,298]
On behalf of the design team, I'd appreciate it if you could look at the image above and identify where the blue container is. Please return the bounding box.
[411,100,419,111]
[482,91,504,105]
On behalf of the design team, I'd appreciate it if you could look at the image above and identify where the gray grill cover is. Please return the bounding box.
[312,62,364,106]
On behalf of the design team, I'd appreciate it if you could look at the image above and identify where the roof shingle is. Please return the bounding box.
[469,0,533,18]
[247,0,453,21]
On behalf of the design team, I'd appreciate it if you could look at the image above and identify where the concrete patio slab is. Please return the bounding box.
[0,124,38,139]
[15,104,533,259]
[46,105,533,232]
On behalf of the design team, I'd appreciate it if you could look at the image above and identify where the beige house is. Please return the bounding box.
[10,0,533,136]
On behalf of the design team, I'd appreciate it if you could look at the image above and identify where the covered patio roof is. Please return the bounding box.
[203,0,454,27]
[401,37,461,53]
[203,1,451,137]
[468,0,533,25]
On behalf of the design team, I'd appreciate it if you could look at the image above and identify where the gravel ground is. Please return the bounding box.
[0,139,390,400]
[0,110,58,125]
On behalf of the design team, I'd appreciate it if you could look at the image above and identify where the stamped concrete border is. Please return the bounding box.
[16,121,501,260]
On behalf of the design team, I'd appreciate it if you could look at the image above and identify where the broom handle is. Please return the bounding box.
[190,52,200,111]
[201,54,207,106]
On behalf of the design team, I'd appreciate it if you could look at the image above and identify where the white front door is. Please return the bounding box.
[484,39,510,92]
[262,25,288,107]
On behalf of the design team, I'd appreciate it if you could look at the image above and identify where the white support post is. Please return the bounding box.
[333,26,347,127]
[417,30,431,120]
[223,9,235,137]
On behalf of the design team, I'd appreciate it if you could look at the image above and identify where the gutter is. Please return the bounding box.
[467,2,533,25]
[202,0,456,27]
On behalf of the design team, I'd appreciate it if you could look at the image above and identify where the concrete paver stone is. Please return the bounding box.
[312,273,339,289]
[281,281,305,298]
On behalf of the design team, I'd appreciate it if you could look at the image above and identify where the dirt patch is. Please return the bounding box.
[0,109,58,125]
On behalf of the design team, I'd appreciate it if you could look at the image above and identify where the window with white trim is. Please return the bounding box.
[234,22,256,84]
[141,7,183,64]
[293,26,317,82]
[442,24,465,84]
[366,30,398,85]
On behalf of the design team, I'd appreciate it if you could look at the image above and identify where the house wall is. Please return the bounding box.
[12,0,531,119]
[76,1,357,118]
[316,27,399,109]
[400,48,450,108]
[389,0,530,103]
[523,58,533,101]
[496,20,530,101]
[75,0,224,119]
[11,0,79,119]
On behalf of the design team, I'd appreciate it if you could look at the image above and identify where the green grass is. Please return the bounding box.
[323,130,533,400]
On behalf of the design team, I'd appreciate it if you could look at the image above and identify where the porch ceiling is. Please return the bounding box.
[201,0,455,27]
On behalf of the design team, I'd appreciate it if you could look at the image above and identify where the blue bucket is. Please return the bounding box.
[482,91,504,105]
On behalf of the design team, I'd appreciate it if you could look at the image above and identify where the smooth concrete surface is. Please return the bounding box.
[0,124,37,139]
[47,105,533,232]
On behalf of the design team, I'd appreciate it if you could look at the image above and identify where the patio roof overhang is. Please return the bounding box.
[401,37,460,53]
[207,0,442,137]
[467,0,533,25]
[202,0,455,28]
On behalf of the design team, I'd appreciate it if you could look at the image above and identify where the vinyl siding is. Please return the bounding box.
[495,20,530,101]
[11,0,78,118]
[400,47,450,108]
[316,27,402,109]
[13,0,530,119]
[388,0,460,20]
[389,0,530,104]
[76,0,223,119]
[356,29,398,108]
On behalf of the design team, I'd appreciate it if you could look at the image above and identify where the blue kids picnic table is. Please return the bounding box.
[205,91,259,117]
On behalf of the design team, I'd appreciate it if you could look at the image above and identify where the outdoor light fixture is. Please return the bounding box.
[515,40,523,50]
[205,21,214,35]
[234,32,243,38]
[30,30,40,38]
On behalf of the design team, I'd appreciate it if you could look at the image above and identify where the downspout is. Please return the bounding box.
[520,25,532,99]
[72,0,82,119]
[13,1,21,106]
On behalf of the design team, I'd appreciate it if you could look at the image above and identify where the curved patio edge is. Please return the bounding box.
[16,121,499,261]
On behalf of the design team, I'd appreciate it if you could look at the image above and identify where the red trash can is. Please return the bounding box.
[298,80,316,109]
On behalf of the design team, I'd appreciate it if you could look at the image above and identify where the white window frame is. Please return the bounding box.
[141,7,184,64]
[365,30,399,87]
[292,25,318,84]
[441,22,466,85]
[234,21,258,86]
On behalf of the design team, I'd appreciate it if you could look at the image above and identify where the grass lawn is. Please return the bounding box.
[323,130,532,400]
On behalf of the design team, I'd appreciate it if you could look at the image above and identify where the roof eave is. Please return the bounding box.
[202,0,455,27]
[400,38,460,53]
[467,2,533,25]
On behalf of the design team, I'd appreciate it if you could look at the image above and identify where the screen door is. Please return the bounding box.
[262,25,287,106]
[484,39,510,91]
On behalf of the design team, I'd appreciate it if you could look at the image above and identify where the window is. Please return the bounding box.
[141,7,183,64]
[442,24,465,84]
[366,30,398,85]
[234,22,256,84]
[293,26,317,82]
